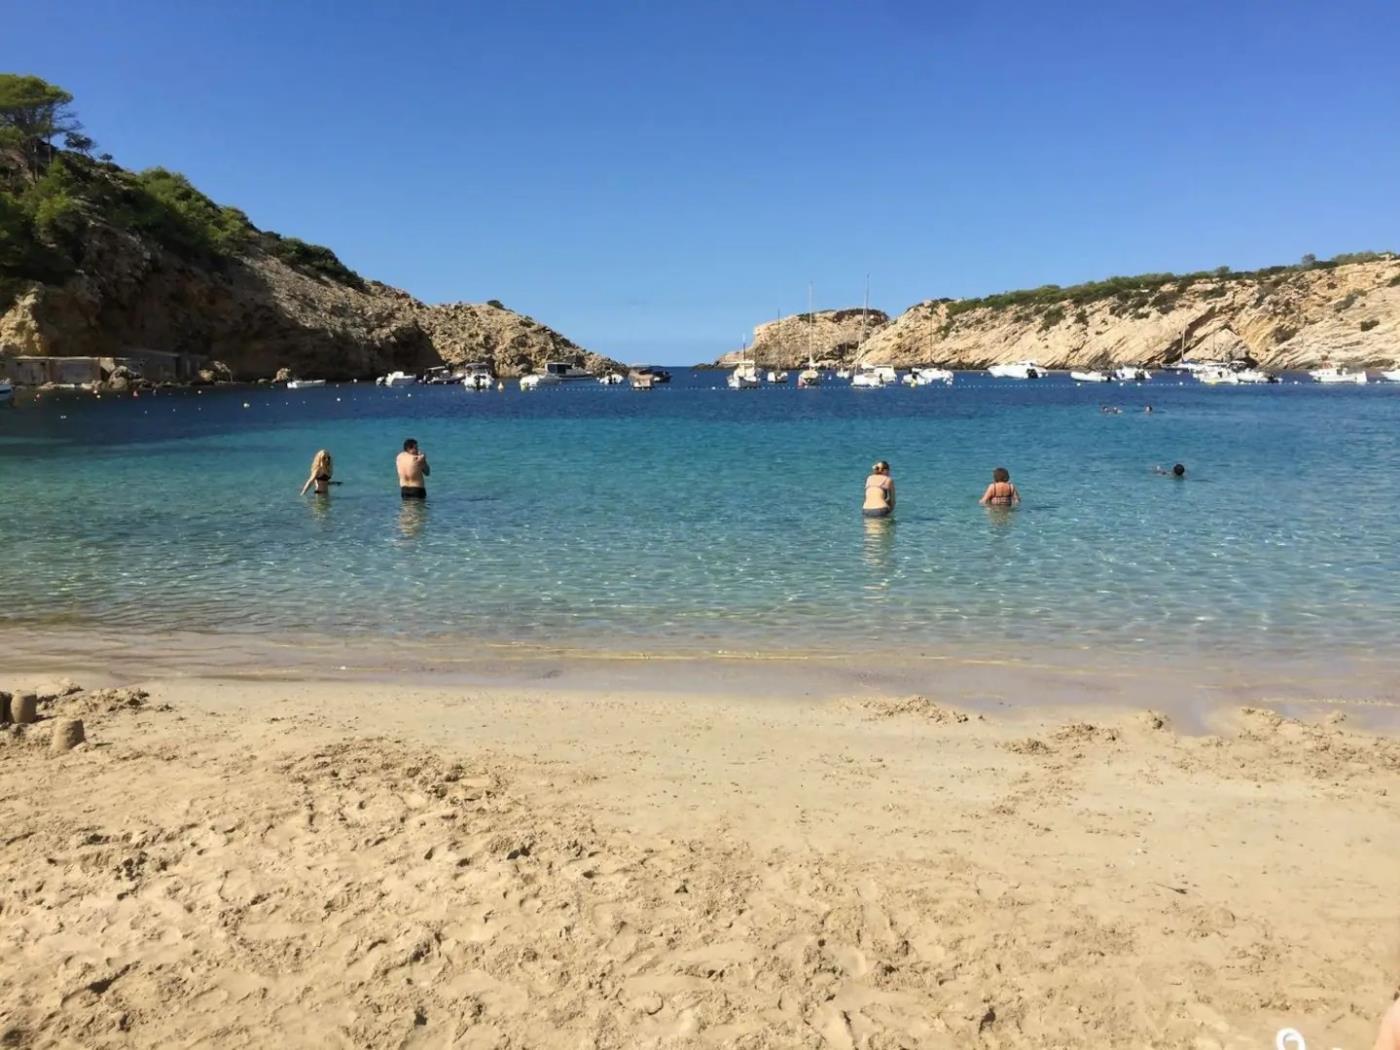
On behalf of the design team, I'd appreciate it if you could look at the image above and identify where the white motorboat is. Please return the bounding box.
[909,367,954,385]
[379,371,417,388]
[630,372,656,390]
[766,370,790,384]
[461,363,493,390]
[1381,367,1400,383]
[1164,359,1216,374]
[1070,370,1111,383]
[727,361,761,389]
[0,379,12,402]
[835,368,852,379]
[987,361,1044,379]
[520,371,561,390]
[1114,366,1151,381]
[1197,367,1240,385]
[851,365,897,388]
[797,366,822,388]
[598,371,625,385]
[1310,366,1368,385]
[285,379,325,389]
[543,360,594,382]
[1235,369,1279,384]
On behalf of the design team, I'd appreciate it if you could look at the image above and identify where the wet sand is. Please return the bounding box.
[2,659,1398,1048]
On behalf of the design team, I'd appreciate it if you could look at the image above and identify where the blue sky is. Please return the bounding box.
[7,0,1399,363]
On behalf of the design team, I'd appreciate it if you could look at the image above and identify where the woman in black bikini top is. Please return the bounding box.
[300,449,334,496]
[979,466,1020,507]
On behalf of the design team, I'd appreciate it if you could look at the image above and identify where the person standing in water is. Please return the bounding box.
[979,466,1020,507]
[397,438,429,499]
[299,449,334,496]
[863,461,895,518]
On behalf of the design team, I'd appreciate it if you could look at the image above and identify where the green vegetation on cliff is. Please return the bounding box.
[0,72,362,309]
[939,252,1394,322]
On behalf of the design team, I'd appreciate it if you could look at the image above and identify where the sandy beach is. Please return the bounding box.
[2,660,1398,1049]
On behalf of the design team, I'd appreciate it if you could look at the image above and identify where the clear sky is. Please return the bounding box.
[7,0,1399,363]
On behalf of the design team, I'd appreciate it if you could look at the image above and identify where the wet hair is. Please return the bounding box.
[403,438,418,452]
[871,460,890,474]
[310,449,332,478]
[1172,463,1185,477]
[992,467,1010,483]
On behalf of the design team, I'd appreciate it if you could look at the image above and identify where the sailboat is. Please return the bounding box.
[727,336,760,390]
[850,276,893,387]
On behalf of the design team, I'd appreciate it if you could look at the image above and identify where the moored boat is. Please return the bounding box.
[851,365,897,388]
[988,361,1044,379]
[766,370,790,384]
[598,371,625,385]
[1310,366,1368,385]
[909,367,954,385]
[379,371,417,388]
[1114,366,1151,381]
[286,379,326,389]
[1070,370,1111,383]
[0,379,12,402]
[520,371,560,390]
[461,363,493,390]
[727,361,761,389]
[543,360,595,382]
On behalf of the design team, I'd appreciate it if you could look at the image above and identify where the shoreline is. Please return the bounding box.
[5,626,1399,734]
[2,667,1397,1047]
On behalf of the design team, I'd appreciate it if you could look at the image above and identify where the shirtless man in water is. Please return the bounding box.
[396,438,429,499]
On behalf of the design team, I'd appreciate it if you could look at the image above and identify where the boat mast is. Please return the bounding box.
[807,282,814,368]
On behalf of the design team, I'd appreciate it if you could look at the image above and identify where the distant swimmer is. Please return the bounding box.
[299,449,334,495]
[1144,404,1154,414]
[397,438,429,499]
[1153,463,1186,478]
[863,460,895,518]
[979,466,1020,507]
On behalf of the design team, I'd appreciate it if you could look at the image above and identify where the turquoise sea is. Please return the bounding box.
[2,369,1398,661]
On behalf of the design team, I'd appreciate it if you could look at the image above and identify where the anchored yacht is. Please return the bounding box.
[987,361,1043,379]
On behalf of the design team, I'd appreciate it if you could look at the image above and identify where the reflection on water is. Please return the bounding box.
[398,499,428,539]
[984,505,1017,531]
[861,515,895,578]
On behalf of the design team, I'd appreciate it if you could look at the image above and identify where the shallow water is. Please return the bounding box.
[2,369,1397,659]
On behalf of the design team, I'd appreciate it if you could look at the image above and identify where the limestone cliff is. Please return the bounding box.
[712,256,1400,371]
[417,301,619,377]
[0,224,620,380]
[715,308,890,368]
[0,157,619,382]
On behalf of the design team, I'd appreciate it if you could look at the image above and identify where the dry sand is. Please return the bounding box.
[2,671,1398,1049]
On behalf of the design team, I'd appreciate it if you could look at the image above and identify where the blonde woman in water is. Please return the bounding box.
[299,449,334,495]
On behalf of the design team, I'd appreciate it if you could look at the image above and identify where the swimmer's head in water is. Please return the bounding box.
[871,460,890,475]
[993,466,1010,483]
[1172,463,1185,477]
[403,438,419,453]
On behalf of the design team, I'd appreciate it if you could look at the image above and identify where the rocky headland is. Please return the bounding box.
[713,255,1400,371]
[0,80,621,385]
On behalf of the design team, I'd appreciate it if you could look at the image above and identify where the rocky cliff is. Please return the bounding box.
[712,256,1400,371]
[0,156,619,382]
[0,228,621,381]
[715,308,890,368]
